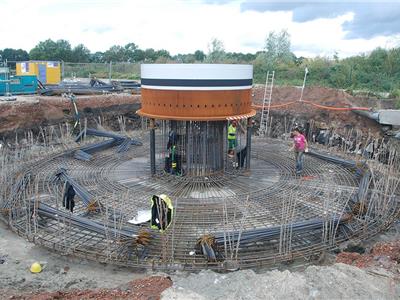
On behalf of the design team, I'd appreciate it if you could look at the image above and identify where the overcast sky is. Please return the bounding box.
[1,0,399,58]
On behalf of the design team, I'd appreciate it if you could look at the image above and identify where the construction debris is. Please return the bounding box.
[337,240,400,270]
[39,79,124,96]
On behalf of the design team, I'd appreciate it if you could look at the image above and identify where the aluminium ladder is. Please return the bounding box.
[259,70,275,136]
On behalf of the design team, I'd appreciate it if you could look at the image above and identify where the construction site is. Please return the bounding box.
[1,63,400,299]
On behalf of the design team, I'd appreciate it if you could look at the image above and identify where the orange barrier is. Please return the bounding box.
[253,100,371,112]
[252,101,297,109]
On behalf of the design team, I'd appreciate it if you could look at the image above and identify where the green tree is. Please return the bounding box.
[0,48,29,61]
[124,43,138,62]
[194,50,206,62]
[184,54,196,63]
[125,43,146,62]
[205,38,226,63]
[144,48,157,62]
[101,43,145,62]
[71,44,90,62]
[17,37,400,91]
[132,49,145,62]
[29,39,72,61]
[174,53,196,63]
[225,52,256,63]
[328,64,349,88]
[90,51,105,63]
[305,57,331,84]
[265,29,292,66]
[103,45,126,62]
[155,49,171,59]
[385,49,396,75]
[253,52,269,83]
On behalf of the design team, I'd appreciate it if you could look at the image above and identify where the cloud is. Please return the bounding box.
[240,1,400,39]
[202,0,235,3]
[343,4,400,39]
[83,26,113,34]
[0,0,397,58]
[241,41,264,50]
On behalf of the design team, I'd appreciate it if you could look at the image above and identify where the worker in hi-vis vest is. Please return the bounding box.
[228,120,238,157]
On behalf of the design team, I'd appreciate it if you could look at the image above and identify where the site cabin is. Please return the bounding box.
[16,61,61,85]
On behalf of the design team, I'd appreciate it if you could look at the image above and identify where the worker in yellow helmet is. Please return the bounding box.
[228,120,238,157]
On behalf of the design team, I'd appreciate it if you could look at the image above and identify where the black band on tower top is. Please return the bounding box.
[141,78,252,87]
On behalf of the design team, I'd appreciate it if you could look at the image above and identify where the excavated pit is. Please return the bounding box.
[1,131,399,271]
[0,87,399,271]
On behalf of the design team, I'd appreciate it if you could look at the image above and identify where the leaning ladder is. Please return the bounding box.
[259,70,275,136]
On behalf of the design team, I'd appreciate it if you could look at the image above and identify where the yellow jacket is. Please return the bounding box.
[228,124,236,140]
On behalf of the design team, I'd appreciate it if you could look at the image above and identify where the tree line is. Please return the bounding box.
[1,31,399,97]
[0,39,209,64]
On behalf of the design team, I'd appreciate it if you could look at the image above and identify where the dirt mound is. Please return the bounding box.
[0,94,140,135]
[252,85,354,108]
[252,85,382,136]
[0,87,385,139]
[162,264,399,300]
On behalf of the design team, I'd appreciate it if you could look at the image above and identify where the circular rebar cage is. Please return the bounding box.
[153,120,249,177]
[1,132,399,272]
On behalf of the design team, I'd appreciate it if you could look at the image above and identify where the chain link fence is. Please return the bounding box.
[62,62,140,81]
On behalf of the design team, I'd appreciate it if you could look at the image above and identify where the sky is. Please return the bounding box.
[1,0,400,58]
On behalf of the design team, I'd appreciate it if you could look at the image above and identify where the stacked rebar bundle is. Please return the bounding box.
[35,201,138,238]
[74,128,143,160]
[214,216,345,246]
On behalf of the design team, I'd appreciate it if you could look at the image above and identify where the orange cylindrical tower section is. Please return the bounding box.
[137,64,255,121]
[140,89,252,120]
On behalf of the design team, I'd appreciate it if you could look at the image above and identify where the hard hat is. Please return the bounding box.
[30,262,42,273]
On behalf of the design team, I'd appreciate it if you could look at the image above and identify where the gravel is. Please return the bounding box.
[163,264,400,300]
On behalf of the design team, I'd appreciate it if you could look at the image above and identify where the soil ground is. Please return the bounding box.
[0,93,140,137]
[1,220,399,299]
[252,85,392,137]
[0,222,138,295]
[0,221,175,299]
